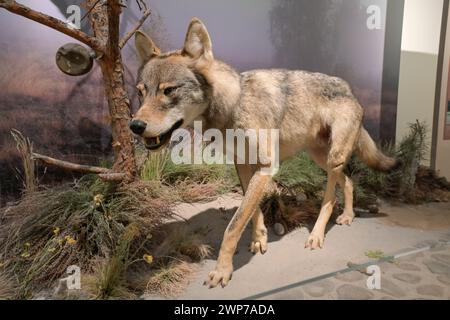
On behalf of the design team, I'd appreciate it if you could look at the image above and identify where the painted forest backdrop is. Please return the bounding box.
[0,0,390,203]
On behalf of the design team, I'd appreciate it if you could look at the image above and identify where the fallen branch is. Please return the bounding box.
[98,173,127,182]
[32,153,110,174]
[0,0,105,53]
[119,8,151,49]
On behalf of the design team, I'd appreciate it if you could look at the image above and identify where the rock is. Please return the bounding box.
[398,252,424,262]
[392,273,421,284]
[414,240,439,248]
[337,284,374,300]
[380,279,406,298]
[436,275,450,285]
[303,280,335,298]
[273,223,286,236]
[296,193,307,202]
[335,271,364,283]
[423,259,450,275]
[416,285,444,298]
[396,262,421,272]
[368,204,379,214]
[431,254,450,266]
[265,287,304,300]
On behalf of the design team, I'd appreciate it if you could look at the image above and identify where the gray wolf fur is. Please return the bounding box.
[131,18,398,288]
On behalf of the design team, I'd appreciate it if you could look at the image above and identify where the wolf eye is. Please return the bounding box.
[163,87,177,96]
[136,84,146,100]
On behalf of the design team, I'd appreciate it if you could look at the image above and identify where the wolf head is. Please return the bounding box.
[130,18,214,150]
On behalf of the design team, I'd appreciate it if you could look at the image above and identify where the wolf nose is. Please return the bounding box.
[130,120,147,135]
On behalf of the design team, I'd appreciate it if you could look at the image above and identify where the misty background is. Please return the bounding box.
[0,0,388,203]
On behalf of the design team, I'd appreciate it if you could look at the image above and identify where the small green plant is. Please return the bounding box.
[395,120,429,198]
[365,250,386,260]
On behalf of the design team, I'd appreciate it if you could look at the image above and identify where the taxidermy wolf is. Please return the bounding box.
[130,18,399,288]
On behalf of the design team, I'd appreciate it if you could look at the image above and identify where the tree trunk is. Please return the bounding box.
[89,0,136,181]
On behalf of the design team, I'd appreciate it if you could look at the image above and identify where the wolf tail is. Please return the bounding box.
[355,128,401,172]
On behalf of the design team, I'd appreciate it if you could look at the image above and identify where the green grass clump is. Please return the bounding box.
[274,152,326,199]
[139,148,239,201]
[272,121,436,206]
[0,176,173,298]
[365,250,386,260]
[88,224,140,300]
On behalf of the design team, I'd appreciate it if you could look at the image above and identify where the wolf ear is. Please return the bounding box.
[135,31,160,64]
[182,18,213,62]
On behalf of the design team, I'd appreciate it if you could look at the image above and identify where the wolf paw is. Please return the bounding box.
[336,213,354,226]
[250,229,268,254]
[203,265,233,288]
[305,232,324,250]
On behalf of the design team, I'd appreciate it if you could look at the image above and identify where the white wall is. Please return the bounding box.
[396,0,444,166]
[436,5,450,179]
[401,0,444,54]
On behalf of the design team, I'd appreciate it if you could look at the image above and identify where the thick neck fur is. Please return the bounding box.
[201,60,241,130]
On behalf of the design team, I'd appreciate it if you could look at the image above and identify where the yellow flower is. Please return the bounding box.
[24,242,31,248]
[64,236,77,245]
[93,194,104,208]
[143,254,153,265]
[53,227,60,236]
[21,252,30,258]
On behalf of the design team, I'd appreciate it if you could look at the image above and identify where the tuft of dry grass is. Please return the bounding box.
[11,129,37,194]
[155,225,212,263]
[0,271,17,300]
[145,261,198,298]
[140,148,171,182]
[0,176,174,298]
[174,180,223,203]
[89,224,140,300]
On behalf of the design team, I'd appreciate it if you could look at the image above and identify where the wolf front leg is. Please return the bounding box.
[204,170,272,288]
[235,164,269,255]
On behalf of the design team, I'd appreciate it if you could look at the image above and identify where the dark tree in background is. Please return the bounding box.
[0,0,152,182]
[270,0,386,140]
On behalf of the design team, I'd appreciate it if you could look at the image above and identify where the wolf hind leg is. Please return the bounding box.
[335,174,355,226]
[305,123,359,249]
[309,148,355,226]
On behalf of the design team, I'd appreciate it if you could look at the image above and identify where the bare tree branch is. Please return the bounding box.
[32,153,110,174]
[119,8,151,49]
[98,172,126,182]
[0,0,105,53]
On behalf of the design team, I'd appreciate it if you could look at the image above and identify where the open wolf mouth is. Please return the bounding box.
[143,119,184,150]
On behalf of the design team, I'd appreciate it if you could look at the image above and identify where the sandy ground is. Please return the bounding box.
[146,194,450,300]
